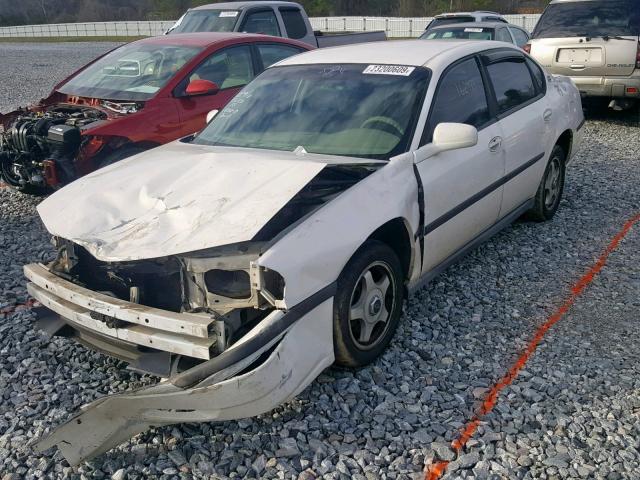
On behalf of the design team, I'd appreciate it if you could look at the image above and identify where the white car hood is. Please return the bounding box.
[38,142,327,262]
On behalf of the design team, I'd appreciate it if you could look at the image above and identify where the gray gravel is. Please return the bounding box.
[1,42,640,480]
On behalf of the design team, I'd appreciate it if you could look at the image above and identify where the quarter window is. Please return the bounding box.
[189,46,254,90]
[422,57,490,145]
[486,57,537,114]
[280,8,308,39]
[258,44,305,69]
[241,10,281,37]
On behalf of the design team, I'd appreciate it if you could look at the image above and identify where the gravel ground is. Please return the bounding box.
[1,43,640,480]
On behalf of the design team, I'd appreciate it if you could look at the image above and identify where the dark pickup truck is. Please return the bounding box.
[166,1,386,48]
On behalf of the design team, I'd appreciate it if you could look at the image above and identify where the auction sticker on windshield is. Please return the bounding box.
[363,65,416,76]
[220,11,239,17]
[464,28,484,32]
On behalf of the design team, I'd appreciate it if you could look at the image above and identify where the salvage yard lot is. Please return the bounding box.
[1,42,639,479]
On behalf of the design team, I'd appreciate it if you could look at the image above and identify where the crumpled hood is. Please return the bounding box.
[38,142,326,262]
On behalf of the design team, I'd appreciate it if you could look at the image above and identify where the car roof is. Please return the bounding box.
[429,21,514,30]
[131,32,295,48]
[192,1,302,11]
[278,40,518,69]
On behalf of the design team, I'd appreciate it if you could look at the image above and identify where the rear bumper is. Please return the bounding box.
[25,262,336,465]
[569,72,640,99]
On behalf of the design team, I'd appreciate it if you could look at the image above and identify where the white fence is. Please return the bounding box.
[0,15,540,39]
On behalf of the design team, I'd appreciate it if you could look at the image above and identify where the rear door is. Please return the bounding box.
[481,50,551,217]
[415,56,505,271]
[531,0,639,77]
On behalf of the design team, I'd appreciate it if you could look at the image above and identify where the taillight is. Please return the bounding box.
[636,42,640,69]
[523,43,532,54]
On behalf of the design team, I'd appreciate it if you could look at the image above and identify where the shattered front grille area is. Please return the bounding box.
[70,247,184,312]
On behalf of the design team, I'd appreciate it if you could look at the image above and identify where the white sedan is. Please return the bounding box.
[25,39,584,463]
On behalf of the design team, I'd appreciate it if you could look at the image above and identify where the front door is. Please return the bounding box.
[415,56,505,272]
[175,45,256,137]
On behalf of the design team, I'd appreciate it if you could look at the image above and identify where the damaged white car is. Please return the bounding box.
[25,40,584,464]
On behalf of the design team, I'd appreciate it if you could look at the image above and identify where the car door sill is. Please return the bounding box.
[408,198,535,296]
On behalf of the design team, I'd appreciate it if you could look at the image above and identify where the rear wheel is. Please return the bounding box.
[333,240,404,367]
[527,145,565,222]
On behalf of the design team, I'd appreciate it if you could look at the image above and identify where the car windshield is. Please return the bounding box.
[533,0,640,38]
[421,27,494,40]
[168,10,240,34]
[193,64,430,160]
[58,43,203,101]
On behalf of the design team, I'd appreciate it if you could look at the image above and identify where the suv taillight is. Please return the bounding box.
[637,42,640,69]
[523,43,531,54]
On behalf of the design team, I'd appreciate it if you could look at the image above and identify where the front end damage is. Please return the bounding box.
[25,150,388,464]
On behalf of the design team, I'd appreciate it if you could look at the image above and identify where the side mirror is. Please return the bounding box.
[185,79,220,97]
[415,123,478,163]
[433,123,478,152]
[206,109,219,123]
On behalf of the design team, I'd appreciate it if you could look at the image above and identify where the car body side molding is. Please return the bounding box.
[410,198,535,296]
[423,152,545,236]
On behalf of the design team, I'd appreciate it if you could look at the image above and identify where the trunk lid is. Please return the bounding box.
[530,37,638,77]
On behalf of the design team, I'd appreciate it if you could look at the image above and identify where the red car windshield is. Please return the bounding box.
[58,43,203,101]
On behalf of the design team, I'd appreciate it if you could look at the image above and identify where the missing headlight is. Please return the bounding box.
[204,269,251,299]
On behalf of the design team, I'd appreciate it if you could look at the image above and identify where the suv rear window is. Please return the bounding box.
[533,0,640,39]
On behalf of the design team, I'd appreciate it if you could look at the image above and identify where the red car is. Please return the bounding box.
[0,33,312,192]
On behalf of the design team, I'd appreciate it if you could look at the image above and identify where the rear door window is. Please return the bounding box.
[495,28,513,43]
[257,44,306,69]
[509,27,530,47]
[422,57,490,145]
[485,56,538,114]
[241,10,281,37]
[533,0,640,38]
[279,8,308,39]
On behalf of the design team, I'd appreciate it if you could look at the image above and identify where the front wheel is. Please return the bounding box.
[333,240,404,367]
[527,145,566,222]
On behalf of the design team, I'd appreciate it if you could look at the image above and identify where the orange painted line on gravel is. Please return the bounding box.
[425,213,640,480]
[0,298,39,315]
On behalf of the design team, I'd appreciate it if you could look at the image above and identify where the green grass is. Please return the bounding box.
[0,35,147,43]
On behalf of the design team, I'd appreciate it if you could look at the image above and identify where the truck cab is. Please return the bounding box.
[166,1,386,48]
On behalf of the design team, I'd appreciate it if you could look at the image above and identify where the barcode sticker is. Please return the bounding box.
[220,11,239,18]
[363,65,416,76]
[464,28,484,32]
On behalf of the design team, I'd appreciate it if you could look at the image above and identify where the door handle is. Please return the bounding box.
[488,136,502,152]
[543,109,553,122]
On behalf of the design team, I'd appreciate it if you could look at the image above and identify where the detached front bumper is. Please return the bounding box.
[24,263,336,465]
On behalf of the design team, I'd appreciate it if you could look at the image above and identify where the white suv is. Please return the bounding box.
[425,11,507,33]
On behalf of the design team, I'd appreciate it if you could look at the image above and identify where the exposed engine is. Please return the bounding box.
[0,105,105,190]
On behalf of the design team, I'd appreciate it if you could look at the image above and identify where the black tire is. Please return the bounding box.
[527,144,566,222]
[333,240,404,367]
[97,145,147,170]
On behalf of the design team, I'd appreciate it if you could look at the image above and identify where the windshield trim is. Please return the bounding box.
[192,63,432,161]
